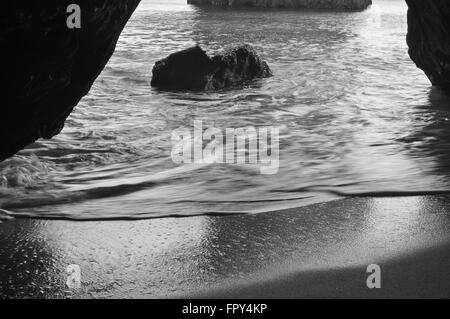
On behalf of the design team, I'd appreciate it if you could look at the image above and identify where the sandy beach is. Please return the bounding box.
[2,195,450,299]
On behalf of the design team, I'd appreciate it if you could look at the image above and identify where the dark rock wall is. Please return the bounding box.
[406,0,450,93]
[0,1,141,161]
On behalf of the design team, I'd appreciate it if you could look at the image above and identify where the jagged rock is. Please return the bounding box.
[187,0,372,11]
[151,45,273,90]
[0,1,141,162]
[406,0,450,93]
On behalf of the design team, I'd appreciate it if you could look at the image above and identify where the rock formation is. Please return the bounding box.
[406,0,450,93]
[187,0,372,11]
[0,1,141,162]
[151,45,273,90]
[3,0,448,162]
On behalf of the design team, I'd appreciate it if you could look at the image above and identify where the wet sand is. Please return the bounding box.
[1,195,450,298]
[196,242,450,299]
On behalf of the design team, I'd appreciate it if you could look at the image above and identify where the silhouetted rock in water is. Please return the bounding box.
[0,1,141,162]
[187,0,372,11]
[151,45,273,90]
[406,1,450,93]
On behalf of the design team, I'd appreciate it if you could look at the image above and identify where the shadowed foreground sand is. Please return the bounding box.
[196,243,450,298]
[1,195,450,298]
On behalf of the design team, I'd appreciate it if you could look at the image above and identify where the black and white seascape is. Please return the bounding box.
[1,0,450,300]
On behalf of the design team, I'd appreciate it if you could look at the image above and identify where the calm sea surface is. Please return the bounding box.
[2,0,450,220]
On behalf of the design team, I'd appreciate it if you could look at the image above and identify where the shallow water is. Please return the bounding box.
[1,0,450,220]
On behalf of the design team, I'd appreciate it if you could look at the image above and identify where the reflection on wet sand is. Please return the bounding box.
[2,195,450,298]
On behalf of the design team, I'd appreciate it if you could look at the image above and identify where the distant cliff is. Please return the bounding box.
[406,0,450,93]
[187,0,372,11]
[0,1,141,161]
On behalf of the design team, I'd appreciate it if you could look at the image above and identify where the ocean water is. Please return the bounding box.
[1,0,450,220]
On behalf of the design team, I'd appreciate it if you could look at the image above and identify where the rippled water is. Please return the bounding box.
[1,0,450,220]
